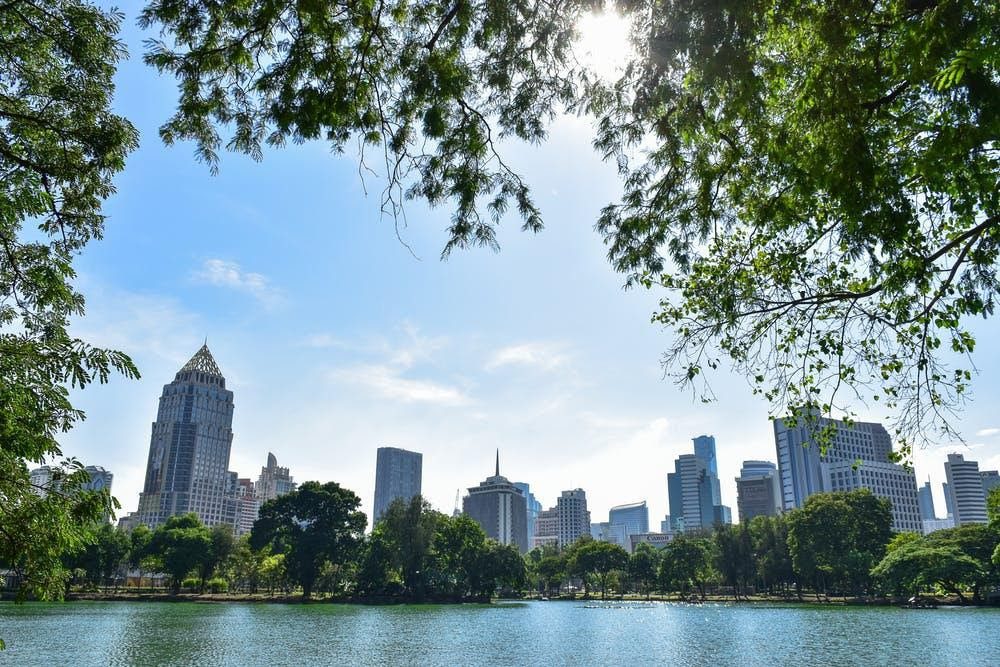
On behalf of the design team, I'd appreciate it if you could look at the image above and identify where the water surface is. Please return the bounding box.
[1,600,997,665]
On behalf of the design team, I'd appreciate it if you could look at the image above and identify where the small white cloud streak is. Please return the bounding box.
[975,427,1000,438]
[486,342,569,372]
[193,259,282,306]
[331,364,470,406]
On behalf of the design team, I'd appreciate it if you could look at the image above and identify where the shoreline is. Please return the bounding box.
[3,591,992,608]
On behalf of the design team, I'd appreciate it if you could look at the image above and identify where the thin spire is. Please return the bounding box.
[495,449,500,477]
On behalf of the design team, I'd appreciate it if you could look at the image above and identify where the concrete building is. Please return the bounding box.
[463,453,528,553]
[944,454,988,525]
[982,470,1000,496]
[556,489,590,548]
[608,501,650,549]
[824,460,922,532]
[513,482,542,547]
[533,508,559,549]
[256,452,296,505]
[629,532,675,551]
[774,414,920,532]
[943,482,955,517]
[136,344,237,529]
[667,436,731,532]
[591,521,628,548]
[922,517,955,534]
[735,460,781,523]
[372,446,422,522]
[917,479,936,523]
[234,477,259,536]
[28,466,56,495]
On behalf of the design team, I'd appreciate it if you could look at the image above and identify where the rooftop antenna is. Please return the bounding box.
[453,489,461,517]
[495,448,500,477]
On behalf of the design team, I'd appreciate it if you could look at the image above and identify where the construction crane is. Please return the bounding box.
[453,489,461,517]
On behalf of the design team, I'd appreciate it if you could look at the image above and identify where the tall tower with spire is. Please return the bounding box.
[462,452,528,553]
[136,344,236,529]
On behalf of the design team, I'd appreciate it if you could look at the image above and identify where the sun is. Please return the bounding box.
[574,9,634,80]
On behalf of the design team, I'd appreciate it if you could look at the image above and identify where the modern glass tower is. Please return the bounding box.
[373,446,423,522]
[136,344,236,529]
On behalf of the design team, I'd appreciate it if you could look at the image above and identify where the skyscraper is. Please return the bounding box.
[256,452,296,504]
[917,479,936,522]
[372,446,422,522]
[667,436,731,532]
[513,482,542,547]
[944,453,988,525]
[556,488,591,548]
[463,452,528,553]
[234,477,259,536]
[735,460,781,523]
[136,344,236,529]
[773,414,921,532]
[606,501,649,552]
[981,470,1000,496]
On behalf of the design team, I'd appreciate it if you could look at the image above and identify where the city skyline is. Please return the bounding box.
[51,7,1000,530]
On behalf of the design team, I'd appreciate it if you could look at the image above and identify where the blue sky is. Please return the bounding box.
[59,9,1000,527]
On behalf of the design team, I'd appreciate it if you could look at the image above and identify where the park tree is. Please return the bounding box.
[197,524,236,592]
[369,495,443,600]
[251,481,366,599]
[628,542,660,599]
[748,515,794,595]
[534,553,567,596]
[872,540,982,602]
[786,490,892,598]
[139,0,1000,454]
[924,523,999,603]
[714,522,755,599]
[658,535,715,599]
[1,0,139,611]
[149,513,212,594]
[573,540,629,599]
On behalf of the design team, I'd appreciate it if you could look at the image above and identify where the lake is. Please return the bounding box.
[1,600,997,665]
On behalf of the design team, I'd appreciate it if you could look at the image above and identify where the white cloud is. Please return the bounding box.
[975,427,1000,438]
[193,259,282,306]
[331,364,470,406]
[486,342,570,372]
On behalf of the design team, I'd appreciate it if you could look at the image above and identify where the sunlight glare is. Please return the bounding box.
[574,10,634,81]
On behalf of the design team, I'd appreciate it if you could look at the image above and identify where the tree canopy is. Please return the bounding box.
[138,0,1000,449]
[251,481,367,598]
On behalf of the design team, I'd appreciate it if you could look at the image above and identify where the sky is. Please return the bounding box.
[55,9,1000,528]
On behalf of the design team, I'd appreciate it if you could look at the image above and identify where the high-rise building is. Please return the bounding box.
[735,460,781,523]
[917,479,936,523]
[942,482,955,517]
[667,436,731,532]
[533,508,559,549]
[591,521,627,547]
[773,414,920,532]
[556,489,590,548]
[256,452,296,505]
[234,477,259,536]
[463,452,528,553]
[513,482,542,547]
[981,470,1000,496]
[136,344,236,529]
[372,446,422,522]
[608,501,649,551]
[944,454,988,525]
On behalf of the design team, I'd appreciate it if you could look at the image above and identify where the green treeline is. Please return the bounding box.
[26,486,1000,604]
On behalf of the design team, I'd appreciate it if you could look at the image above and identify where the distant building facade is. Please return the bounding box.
[735,460,781,523]
[556,489,591,548]
[629,532,675,551]
[234,477,259,536]
[513,482,542,547]
[372,446,422,522]
[917,480,936,523]
[256,452,296,505]
[944,453,988,525]
[981,470,1000,496]
[590,522,627,548]
[668,436,731,532]
[462,453,528,553]
[773,414,920,532]
[533,508,559,549]
[136,345,236,529]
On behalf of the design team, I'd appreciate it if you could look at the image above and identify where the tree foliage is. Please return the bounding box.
[251,480,367,598]
[1,0,139,612]
[149,513,213,594]
[140,0,1000,450]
